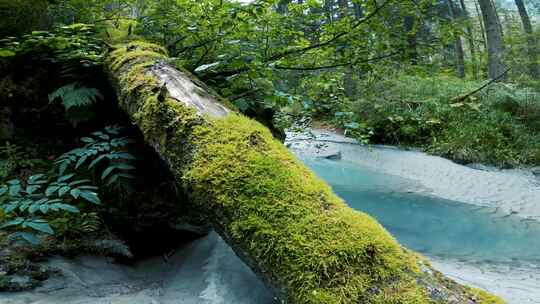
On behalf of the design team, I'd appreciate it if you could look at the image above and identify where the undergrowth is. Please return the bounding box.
[350,74,540,167]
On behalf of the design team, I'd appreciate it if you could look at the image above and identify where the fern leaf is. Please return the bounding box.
[49,83,103,110]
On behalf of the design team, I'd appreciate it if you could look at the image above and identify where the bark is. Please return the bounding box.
[337,0,356,99]
[477,0,507,80]
[104,41,503,304]
[475,0,488,51]
[404,15,418,65]
[448,0,466,78]
[460,0,479,79]
[277,0,290,14]
[515,0,540,79]
[491,0,505,37]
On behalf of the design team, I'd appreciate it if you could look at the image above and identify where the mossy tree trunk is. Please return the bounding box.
[104,41,503,304]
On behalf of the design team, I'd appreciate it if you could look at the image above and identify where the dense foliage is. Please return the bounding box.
[0,0,539,244]
[0,126,136,244]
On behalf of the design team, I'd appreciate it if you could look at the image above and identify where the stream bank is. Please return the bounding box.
[287,129,540,304]
[287,129,540,221]
[3,128,538,304]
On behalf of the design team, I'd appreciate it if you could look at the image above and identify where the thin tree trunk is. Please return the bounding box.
[404,15,418,65]
[338,0,356,99]
[475,0,488,50]
[460,0,479,79]
[515,0,539,78]
[448,0,466,78]
[490,0,505,37]
[477,0,507,80]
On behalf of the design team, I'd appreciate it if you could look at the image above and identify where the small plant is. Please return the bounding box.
[48,82,103,124]
[0,174,100,245]
[55,126,136,190]
[0,142,45,180]
[0,126,136,245]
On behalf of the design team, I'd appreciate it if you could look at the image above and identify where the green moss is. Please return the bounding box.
[107,40,167,73]
[467,287,505,304]
[106,41,504,304]
[180,114,430,303]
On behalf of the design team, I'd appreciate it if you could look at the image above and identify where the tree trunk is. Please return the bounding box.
[460,0,479,79]
[514,0,540,79]
[277,0,290,14]
[448,0,466,78]
[404,15,419,65]
[104,41,503,304]
[491,0,505,37]
[337,0,356,99]
[477,0,507,80]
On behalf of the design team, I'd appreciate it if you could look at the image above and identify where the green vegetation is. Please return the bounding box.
[188,114,429,303]
[107,41,504,304]
[0,126,136,245]
[1,0,538,301]
[346,74,540,166]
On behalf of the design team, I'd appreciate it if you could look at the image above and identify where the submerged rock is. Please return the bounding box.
[318,150,342,160]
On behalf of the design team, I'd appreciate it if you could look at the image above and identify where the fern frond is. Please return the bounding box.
[49,83,103,110]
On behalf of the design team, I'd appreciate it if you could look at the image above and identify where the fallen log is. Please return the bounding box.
[105,41,503,304]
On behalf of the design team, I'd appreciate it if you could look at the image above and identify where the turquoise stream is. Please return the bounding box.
[303,157,540,264]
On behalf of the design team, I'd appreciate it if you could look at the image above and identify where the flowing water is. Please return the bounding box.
[4,138,540,304]
[302,157,540,303]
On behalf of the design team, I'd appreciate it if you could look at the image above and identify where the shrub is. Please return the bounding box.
[350,74,540,166]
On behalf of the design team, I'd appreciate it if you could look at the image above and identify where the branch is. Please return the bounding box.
[265,0,392,62]
[274,50,402,71]
[176,38,218,55]
[451,68,510,103]
[198,67,251,79]
[228,88,261,101]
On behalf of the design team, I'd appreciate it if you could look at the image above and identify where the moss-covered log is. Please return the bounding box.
[104,41,503,304]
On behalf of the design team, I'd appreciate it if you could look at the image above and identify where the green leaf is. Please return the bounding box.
[88,154,107,169]
[19,200,32,211]
[112,163,136,170]
[54,203,79,213]
[80,191,100,204]
[29,204,40,214]
[59,162,69,175]
[109,152,136,160]
[4,203,18,213]
[81,137,95,143]
[39,204,49,214]
[70,188,81,199]
[105,174,119,186]
[0,218,24,229]
[69,179,91,186]
[58,186,71,197]
[28,174,46,184]
[11,232,41,245]
[116,173,135,179]
[25,220,54,235]
[101,166,115,180]
[25,185,41,194]
[0,185,8,196]
[46,186,60,197]
[77,185,98,190]
[58,174,75,182]
[7,179,20,185]
[0,49,16,57]
[104,125,121,135]
[75,154,89,169]
[9,184,21,197]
